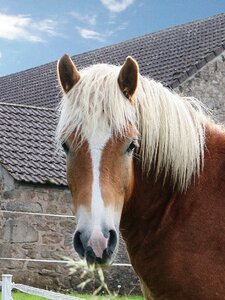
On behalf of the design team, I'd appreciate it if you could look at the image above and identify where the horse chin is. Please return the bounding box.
[84,244,118,268]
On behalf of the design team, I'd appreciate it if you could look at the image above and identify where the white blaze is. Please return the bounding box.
[87,127,111,258]
[89,127,111,226]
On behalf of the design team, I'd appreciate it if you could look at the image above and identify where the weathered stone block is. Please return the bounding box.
[22,244,35,249]
[0,165,15,192]
[59,220,75,232]
[39,269,58,277]
[27,262,57,271]
[177,53,225,124]
[27,249,39,258]
[6,202,43,213]
[3,220,39,243]
[48,191,60,202]
[42,233,63,244]
[46,204,58,214]
[36,223,50,231]
[0,244,12,258]
[64,233,73,247]
[7,261,24,269]
[40,250,52,259]
[3,191,14,199]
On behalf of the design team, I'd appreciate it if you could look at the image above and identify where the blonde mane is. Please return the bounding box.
[56,63,208,191]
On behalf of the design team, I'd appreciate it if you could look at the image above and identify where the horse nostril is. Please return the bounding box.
[74,229,118,264]
[73,231,85,258]
[108,229,117,254]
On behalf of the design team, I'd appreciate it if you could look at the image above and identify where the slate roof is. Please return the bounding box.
[0,13,225,185]
[0,13,225,109]
[0,103,66,185]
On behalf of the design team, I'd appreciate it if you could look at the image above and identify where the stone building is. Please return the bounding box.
[0,13,224,294]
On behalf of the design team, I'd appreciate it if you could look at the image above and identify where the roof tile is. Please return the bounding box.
[0,104,67,185]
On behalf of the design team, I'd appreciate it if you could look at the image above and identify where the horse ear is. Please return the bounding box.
[118,56,139,101]
[57,54,80,93]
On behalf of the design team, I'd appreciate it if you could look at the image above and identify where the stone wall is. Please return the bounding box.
[0,166,141,295]
[177,52,225,123]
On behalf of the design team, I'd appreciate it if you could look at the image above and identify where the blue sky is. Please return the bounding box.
[0,0,225,76]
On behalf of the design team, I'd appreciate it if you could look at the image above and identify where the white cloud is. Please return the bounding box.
[0,13,58,43]
[71,11,97,26]
[100,0,134,13]
[76,27,109,42]
[33,19,58,36]
[0,51,2,59]
[76,19,128,42]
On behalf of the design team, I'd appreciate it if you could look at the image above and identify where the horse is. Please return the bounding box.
[56,54,225,300]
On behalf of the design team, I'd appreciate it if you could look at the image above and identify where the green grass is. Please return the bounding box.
[0,291,49,299]
[0,291,144,300]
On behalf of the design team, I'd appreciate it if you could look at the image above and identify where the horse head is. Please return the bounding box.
[57,54,139,265]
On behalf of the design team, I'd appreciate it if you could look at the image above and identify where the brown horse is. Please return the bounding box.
[56,54,225,300]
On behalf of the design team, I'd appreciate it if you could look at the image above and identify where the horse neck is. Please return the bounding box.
[120,159,176,252]
[120,122,225,260]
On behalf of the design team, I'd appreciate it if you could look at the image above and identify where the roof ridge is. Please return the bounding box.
[170,43,225,88]
[0,102,55,112]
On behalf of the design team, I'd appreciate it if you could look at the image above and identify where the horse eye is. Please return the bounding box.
[127,140,137,154]
[62,142,69,154]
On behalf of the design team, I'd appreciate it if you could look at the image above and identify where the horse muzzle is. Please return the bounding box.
[73,228,118,265]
